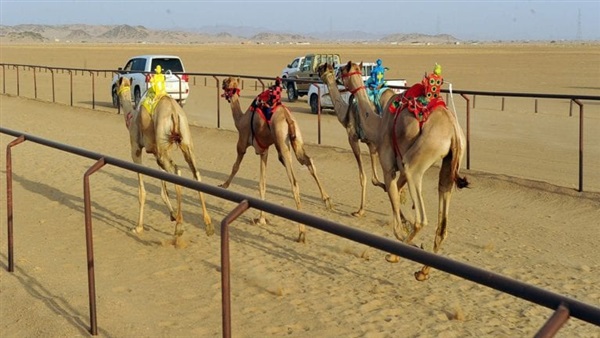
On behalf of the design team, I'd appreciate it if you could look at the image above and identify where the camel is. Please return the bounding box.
[316,63,394,217]
[220,76,332,243]
[116,76,213,239]
[339,61,469,281]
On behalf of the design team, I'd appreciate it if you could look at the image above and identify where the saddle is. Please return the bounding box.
[141,92,167,116]
[250,82,282,123]
[388,71,446,128]
[366,86,387,116]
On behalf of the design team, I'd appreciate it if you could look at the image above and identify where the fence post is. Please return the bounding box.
[32,67,38,99]
[461,94,471,170]
[573,99,584,192]
[221,200,250,338]
[5,135,26,273]
[83,158,106,336]
[212,76,220,128]
[51,69,56,103]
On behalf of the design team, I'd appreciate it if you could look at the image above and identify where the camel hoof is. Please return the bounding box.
[218,183,229,189]
[205,225,215,237]
[297,232,306,244]
[385,254,400,263]
[324,198,333,210]
[351,210,364,217]
[414,271,430,281]
[131,226,144,234]
[253,217,267,225]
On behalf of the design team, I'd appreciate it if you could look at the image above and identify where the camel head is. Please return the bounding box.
[316,62,336,81]
[340,61,365,94]
[117,76,132,95]
[221,76,241,102]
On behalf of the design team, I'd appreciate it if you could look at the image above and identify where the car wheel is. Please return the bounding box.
[287,83,297,102]
[134,87,142,108]
[111,86,119,108]
[309,94,319,114]
[281,76,288,89]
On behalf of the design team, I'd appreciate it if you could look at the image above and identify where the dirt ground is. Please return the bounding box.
[1,43,599,337]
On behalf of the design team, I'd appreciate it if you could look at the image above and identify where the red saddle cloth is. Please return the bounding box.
[251,84,282,123]
[388,83,446,128]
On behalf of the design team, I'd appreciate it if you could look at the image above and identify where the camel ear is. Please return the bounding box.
[359,61,363,69]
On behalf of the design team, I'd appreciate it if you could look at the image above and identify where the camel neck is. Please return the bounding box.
[323,75,349,125]
[118,90,135,116]
[229,95,244,127]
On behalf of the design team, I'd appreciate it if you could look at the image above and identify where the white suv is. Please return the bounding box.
[111,55,190,108]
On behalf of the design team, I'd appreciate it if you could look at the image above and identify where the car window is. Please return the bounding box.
[130,58,146,72]
[151,58,184,73]
[301,56,313,72]
[123,59,134,71]
[291,58,299,68]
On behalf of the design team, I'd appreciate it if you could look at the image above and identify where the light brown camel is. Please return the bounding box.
[316,63,392,217]
[340,61,469,281]
[116,76,213,239]
[220,76,332,243]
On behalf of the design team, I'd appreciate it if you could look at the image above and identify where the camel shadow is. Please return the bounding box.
[79,100,115,109]
[7,170,163,246]
[0,253,114,337]
[220,221,395,286]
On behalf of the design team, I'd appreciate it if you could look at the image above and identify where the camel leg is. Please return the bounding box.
[291,132,332,210]
[131,145,147,234]
[380,149,411,263]
[179,143,214,236]
[155,154,184,237]
[255,152,268,225]
[275,141,305,243]
[367,142,386,191]
[219,141,247,189]
[348,135,367,217]
[159,179,177,221]
[416,155,454,281]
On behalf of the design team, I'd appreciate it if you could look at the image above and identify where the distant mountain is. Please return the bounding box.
[0,24,461,44]
[98,24,149,40]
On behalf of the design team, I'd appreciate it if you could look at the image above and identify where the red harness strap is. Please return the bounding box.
[341,70,366,94]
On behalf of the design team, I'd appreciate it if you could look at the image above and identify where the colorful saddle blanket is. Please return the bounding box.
[366,86,388,116]
[388,83,446,128]
[141,92,167,116]
[250,84,282,123]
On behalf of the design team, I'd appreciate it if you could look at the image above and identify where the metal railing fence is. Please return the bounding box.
[2,126,600,337]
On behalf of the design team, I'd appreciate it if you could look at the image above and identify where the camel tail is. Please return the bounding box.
[448,108,469,190]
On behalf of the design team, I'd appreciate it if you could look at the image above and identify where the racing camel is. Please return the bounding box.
[116,76,213,240]
[220,76,332,243]
[316,63,394,217]
[340,61,469,280]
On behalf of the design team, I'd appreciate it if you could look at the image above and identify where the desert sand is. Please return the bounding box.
[0,43,599,337]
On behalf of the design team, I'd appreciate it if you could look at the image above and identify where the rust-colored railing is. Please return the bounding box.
[2,127,600,337]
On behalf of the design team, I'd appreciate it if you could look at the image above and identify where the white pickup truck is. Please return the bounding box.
[307,62,406,114]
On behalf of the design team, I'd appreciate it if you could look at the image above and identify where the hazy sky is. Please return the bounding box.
[1,0,599,41]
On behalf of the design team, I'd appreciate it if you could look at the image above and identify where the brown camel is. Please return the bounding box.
[116,77,213,239]
[340,61,468,281]
[316,63,392,217]
[220,76,332,243]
